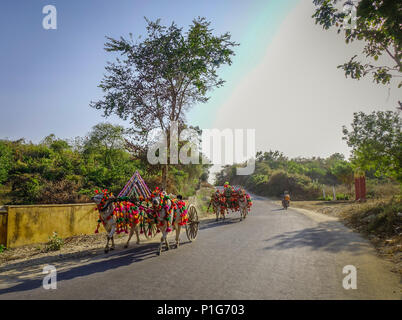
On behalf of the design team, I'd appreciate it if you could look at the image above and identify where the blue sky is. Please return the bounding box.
[0,0,298,142]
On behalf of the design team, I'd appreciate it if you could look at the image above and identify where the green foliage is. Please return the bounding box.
[347,197,402,236]
[0,141,13,184]
[216,152,341,200]
[265,171,321,200]
[10,173,42,204]
[0,244,6,253]
[318,195,334,201]
[46,232,64,252]
[330,160,354,188]
[336,193,350,200]
[343,111,402,183]
[0,122,208,205]
[312,0,401,87]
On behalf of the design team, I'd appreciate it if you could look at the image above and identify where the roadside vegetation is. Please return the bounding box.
[216,150,400,201]
[0,123,210,205]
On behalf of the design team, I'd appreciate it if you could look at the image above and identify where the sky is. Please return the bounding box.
[0,0,400,162]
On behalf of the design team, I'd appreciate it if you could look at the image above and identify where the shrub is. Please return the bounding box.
[367,198,402,235]
[342,197,402,237]
[10,173,42,204]
[318,196,333,201]
[265,171,321,200]
[0,244,6,253]
[336,193,350,200]
[38,179,89,204]
[46,232,64,251]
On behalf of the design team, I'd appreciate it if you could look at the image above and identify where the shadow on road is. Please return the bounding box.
[199,217,243,231]
[0,241,190,296]
[263,220,368,254]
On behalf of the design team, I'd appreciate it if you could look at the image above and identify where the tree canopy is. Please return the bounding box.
[342,110,402,183]
[312,0,401,88]
[91,17,238,188]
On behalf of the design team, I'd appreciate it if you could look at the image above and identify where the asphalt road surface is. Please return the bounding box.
[0,194,400,299]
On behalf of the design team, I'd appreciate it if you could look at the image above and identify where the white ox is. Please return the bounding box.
[151,192,184,255]
[208,191,226,221]
[92,194,140,253]
[237,189,249,221]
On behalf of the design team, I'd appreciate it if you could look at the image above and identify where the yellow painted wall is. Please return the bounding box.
[0,211,7,246]
[3,203,99,248]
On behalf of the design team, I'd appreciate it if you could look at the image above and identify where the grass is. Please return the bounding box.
[339,197,402,239]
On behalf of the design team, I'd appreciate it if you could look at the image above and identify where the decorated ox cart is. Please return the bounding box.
[208,182,252,221]
[92,171,199,255]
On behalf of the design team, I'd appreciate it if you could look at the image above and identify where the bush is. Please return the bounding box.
[0,244,6,253]
[366,180,401,199]
[318,196,333,201]
[342,197,402,237]
[46,232,64,251]
[336,193,350,200]
[10,173,42,204]
[38,179,89,204]
[265,171,321,200]
[367,198,402,235]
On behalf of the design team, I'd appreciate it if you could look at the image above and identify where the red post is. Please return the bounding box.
[354,177,361,201]
[360,176,366,201]
[354,173,366,201]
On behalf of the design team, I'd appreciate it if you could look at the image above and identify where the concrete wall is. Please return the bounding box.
[0,208,7,247]
[0,203,99,248]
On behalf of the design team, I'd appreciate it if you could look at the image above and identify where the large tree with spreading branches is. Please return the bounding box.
[312,0,401,90]
[91,17,238,189]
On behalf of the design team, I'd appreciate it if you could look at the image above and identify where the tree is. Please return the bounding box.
[91,17,238,189]
[330,160,354,191]
[84,123,126,167]
[342,111,402,183]
[312,0,401,88]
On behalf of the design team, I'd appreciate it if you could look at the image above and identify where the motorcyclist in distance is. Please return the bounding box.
[282,191,290,209]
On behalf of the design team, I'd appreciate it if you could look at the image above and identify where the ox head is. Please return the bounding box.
[92,193,105,205]
[91,190,115,211]
[152,191,166,207]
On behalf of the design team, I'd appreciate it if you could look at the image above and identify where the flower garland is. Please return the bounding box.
[94,189,144,234]
[95,187,189,235]
[173,199,188,226]
[246,194,253,210]
[213,185,253,215]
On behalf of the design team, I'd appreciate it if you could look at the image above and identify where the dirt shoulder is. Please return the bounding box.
[284,199,402,275]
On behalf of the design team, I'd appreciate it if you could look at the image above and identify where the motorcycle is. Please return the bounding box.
[282,199,289,210]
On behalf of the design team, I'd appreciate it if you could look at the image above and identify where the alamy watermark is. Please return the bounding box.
[342,265,357,290]
[147,121,255,175]
[43,265,57,289]
[42,5,57,30]
[342,1,357,30]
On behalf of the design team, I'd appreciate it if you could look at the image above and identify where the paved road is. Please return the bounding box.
[0,195,400,299]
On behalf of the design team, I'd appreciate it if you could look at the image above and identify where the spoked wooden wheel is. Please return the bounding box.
[144,221,157,239]
[186,204,199,242]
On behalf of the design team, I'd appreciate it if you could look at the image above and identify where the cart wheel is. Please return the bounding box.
[186,204,199,242]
